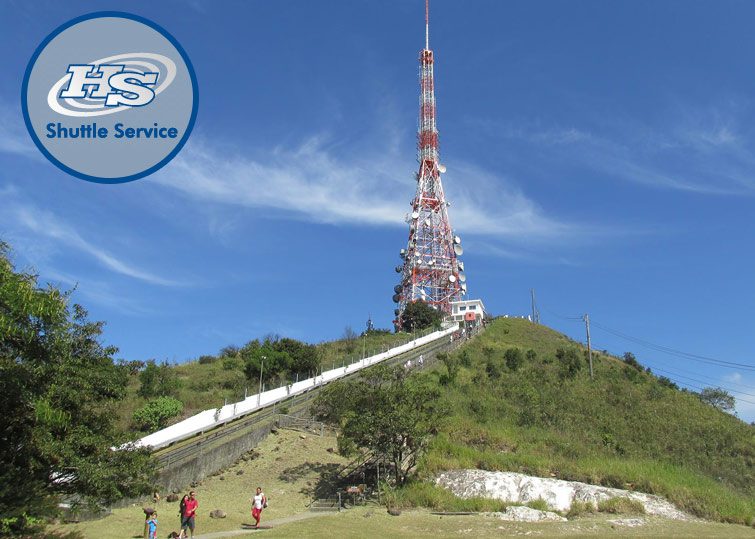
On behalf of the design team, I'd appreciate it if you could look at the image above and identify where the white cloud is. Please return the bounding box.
[4,198,181,287]
[477,104,755,196]
[0,101,39,159]
[155,135,578,243]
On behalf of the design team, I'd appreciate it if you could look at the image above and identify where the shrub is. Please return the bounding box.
[138,360,180,397]
[556,348,582,380]
[597,497,646,515]
[504,348,524,371]
[525,498,549,511]
[132,396,184,432]
[198,355,216,365]
[566,501,596,518]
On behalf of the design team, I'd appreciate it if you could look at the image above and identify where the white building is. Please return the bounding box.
[448,298,487,324]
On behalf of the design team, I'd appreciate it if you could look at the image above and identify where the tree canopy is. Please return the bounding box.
[400,300,443,333]
[0,242,152,535]
[313,365,445,485]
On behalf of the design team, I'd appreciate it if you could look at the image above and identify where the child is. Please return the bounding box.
[147,511,158,539]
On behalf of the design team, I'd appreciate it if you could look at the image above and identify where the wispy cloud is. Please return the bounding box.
[156,134,580,243]
[1,194,181,286]
[0,100,39,159]
[43,269,153,315]
[473,102,755,196]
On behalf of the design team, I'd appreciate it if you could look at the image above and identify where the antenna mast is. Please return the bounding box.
[425,0,430,50]
[393,0,467,329]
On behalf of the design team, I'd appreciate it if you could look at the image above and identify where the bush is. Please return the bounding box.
[198,355,216,365]
[566,501,596,518]
[525,498,549,511]
[400,301,443,332]
[138,360,180,398]
[597,497,646,515]
[504,348,524,371]
[556,348,582,380]
[132,396,184,432]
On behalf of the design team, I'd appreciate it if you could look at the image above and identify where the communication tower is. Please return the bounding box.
[393,0,466,330]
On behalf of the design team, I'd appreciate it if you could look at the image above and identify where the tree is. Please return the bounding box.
[698,387,736,413]
[400,301,443,333]
[132,396,184,431]
[313,365,445,485]
[342,326,358,354]
[138,359,179,398]
[556,347,582,380]
[0,242,152,535]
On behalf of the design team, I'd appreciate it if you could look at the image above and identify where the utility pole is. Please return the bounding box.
[530,289,540,324]
[583,314,593,379]
[258,356,265,406]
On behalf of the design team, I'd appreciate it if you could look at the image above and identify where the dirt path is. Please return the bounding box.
[194,511,334,538]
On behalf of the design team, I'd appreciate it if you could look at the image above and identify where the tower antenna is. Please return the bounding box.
[393,0,467,330]
[425,0,430,50]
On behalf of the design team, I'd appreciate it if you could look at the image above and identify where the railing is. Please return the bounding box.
[131,324,459,451]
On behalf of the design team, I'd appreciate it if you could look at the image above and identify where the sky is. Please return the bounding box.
[1,0,754,421]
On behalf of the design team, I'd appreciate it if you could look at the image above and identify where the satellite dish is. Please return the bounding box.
[424,218,431,226]
[394,309,400,316]
[392,294,400,303]
[394,285,402,293]
[438,164,447,173]
[459,272,466,282]
[453,235,462,245]
[428,259,434,265]
[454,244,464,256]
[448,275,457,283]
[395,266,403,273]
[458,261,465,271]
[400,248,406,257]
[411,211,419,219]
[415,252,422,258]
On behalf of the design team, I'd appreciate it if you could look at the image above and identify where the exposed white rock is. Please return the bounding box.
[435,470,691,521]
[487,506,567,522]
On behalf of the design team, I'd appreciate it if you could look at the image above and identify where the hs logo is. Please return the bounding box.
[59,64,158,107]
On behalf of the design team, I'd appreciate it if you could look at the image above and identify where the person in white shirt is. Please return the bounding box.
[251,486,267,528]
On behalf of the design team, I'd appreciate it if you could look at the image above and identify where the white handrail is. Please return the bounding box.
[127,326,457,451]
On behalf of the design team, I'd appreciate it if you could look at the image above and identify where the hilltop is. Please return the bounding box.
[398,317,754,525]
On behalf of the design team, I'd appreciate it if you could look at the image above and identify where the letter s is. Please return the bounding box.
[105,72,158,107]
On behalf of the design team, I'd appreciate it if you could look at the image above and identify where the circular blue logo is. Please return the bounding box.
[22,12,199,183]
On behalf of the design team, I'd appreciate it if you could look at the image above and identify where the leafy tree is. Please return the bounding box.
[0,242,152,535]
[274,337,319,375]
[504,347,524,371]
[138,359,179,398]
[437,352,459,385]
[623,352,643,371]
[556,347,582,380]
[313,365,445,484]
[698,387,736,413]
[132,396,184,431]
[657,376,678,390]
[400,301,443,332]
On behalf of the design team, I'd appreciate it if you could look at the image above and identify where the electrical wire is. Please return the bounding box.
[590,320,755,371]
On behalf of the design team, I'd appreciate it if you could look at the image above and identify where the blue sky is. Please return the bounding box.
[2,1,754,421]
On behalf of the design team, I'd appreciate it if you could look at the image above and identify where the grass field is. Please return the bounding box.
[408,317,754,525]
[261,507,755,538]
[55,429,349,538]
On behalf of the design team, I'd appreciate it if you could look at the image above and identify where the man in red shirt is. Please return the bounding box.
[181,491,198,538]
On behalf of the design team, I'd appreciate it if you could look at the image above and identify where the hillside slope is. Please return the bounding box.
[412,318,754,525]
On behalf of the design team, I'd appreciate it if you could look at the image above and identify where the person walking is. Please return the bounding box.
[250,486,267,528]
[181,491,198,538]
[178,495,189,535]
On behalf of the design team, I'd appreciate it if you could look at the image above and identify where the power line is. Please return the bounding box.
[645,364,754,391]
[590,321,755,372]
[649,367,755,399]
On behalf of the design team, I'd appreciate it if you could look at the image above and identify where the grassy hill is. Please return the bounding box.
[402,317,754,525]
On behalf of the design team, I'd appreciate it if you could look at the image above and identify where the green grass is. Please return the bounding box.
[598,497,646,515]
[402,317,755,526]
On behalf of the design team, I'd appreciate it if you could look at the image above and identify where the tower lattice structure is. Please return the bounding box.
[393,0,466,330]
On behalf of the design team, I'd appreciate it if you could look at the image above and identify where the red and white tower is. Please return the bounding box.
[393,0,466,330]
